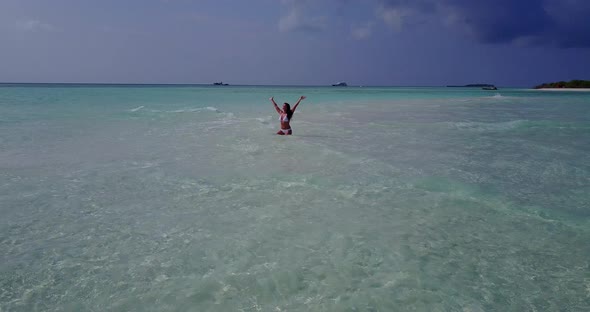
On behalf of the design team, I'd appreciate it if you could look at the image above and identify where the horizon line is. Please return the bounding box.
[0,82,521,88]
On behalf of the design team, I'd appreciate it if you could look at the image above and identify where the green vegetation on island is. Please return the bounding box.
[534,80,590,89]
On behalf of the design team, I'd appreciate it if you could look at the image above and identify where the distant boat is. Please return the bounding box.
[332,82,347,87]
[447,84,496,88]
[482,86,498,90]
[213,82,229,86]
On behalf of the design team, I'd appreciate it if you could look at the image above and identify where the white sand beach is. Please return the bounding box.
[534,88,590,91]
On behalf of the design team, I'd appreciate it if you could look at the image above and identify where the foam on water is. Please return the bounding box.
[450,120,527,131]
[1,85,589,311]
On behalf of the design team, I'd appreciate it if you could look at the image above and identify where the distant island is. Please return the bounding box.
[447,84,496,88]
[534,80,590,89]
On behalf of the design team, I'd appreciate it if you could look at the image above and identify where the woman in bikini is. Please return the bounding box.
[270,96,306,135]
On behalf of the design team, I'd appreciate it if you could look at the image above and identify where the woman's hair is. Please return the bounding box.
[283,103,293,120]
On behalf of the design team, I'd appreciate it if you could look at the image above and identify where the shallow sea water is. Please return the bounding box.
[1,85,589,311]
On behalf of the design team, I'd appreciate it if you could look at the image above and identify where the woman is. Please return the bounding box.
[270,96,306,135]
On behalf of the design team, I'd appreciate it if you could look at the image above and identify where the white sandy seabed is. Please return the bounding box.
[1,86,590,311]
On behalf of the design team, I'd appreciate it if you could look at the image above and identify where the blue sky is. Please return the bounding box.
[0,0,589,87]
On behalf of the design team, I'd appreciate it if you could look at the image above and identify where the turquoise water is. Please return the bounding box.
[1,85,589,311]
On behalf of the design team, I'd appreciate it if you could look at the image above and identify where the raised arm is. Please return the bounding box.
[292,96,306,112]
[270,97,283,114]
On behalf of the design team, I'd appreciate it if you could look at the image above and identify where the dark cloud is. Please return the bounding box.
[379,0,590,48]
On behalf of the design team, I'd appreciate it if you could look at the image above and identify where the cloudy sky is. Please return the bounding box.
[1,0,589,86]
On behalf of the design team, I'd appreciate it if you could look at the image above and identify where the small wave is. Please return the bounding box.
[168,108,202,113]
[277,181,308,188]
[451,120,526,131]
[205,107,221,113]
[452,120,588,132]
[130,106,144,112]
[237,144,262,154]
[150,107,223,114]
[256,116,272,125]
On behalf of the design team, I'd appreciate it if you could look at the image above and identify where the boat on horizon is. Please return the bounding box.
[447,84,496,88]
[482,86,498,90]
[332,82,347,87]
[213,82,229,86]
